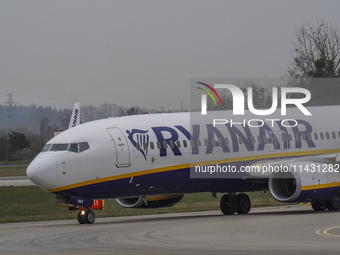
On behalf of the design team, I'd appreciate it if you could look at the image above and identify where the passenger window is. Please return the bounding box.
[157,142,161,149]
[326,132,330,139]
[238,137,243,144]
[295,133,300,142]
[251,136,255,144]
[263,136,268,143]
[307,133,312,140]
[79,142,89,152]
[332,132,336,139]
[170,140,174,149]
[320,132,324,140]
[197,139,202,147]
[281,134,285,142]
[225,137,229,145]
[183,140,188,148]
[269,135,273,143]
[143,142,148,150]
[204,139,208,146]
[136,143,141,150]
[69,143,78,153]
[314,133,318,140]
[301,133,306,141]
[150,142,155,150]
[163,141,168,149]
[176,140,181,148]
[257,136,262,143]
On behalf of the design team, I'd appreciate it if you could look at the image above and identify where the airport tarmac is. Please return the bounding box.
[1,206,340,255]
[0,176,34,186]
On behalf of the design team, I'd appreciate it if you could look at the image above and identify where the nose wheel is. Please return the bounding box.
[77,209,95,224]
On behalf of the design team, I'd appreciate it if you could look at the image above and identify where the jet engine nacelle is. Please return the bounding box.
[268,162,340,203]
[116,194,183,208]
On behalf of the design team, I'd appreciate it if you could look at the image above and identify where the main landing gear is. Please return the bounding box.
[220,193,251,215]
[77,209,95,224]
[311,193,340,212]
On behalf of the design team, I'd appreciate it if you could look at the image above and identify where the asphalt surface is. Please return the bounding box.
[1,206,340,255]
[0,176,34,186]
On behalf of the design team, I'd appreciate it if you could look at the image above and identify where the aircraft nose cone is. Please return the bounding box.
[27,153,58,190]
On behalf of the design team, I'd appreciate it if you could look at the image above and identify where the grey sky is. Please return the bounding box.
[1,0,340,110]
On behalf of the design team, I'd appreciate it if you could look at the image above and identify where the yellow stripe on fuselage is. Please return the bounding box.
[47,148,340,193]
[301,182,340,191]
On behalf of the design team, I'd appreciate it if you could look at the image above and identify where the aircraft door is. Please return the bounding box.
[107,128,131,167]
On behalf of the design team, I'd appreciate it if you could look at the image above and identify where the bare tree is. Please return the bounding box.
[287,19,340,85]
[126,107,141,115]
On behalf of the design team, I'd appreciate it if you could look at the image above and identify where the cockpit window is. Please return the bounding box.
[42,144,52,152]
[79,142,90,152]
[67,142,89,153]
[43,142,89,153]
[50,143,69,151]
[69,143,78,153]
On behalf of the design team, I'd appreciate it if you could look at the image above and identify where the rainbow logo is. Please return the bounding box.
[196,82,223,106]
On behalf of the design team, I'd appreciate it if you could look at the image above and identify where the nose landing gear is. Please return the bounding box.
[77,209,95,224]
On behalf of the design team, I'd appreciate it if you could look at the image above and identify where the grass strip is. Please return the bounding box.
[0,186,279,223]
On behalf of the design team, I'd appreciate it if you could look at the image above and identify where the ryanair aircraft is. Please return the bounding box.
[27,104,340,224]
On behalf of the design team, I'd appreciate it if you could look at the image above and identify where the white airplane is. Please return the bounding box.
[27,105,340,224]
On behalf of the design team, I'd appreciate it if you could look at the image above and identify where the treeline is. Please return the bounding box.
[0,104,68,161]
[0,104,70,137]
[0,103,176,137]
[0,103,179,161]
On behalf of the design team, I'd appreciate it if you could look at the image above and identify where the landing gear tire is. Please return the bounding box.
[220,194,236,215]
[311,201,327,211]
[325,194,340,211]
[77,210,95,224]
[85,210,95,224]
[235,194,251,214]
[78,211,86,224]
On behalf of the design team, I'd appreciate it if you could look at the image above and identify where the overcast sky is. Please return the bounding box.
[1,0,340,110]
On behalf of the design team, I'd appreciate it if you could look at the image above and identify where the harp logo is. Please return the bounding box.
[126,129,150,160]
